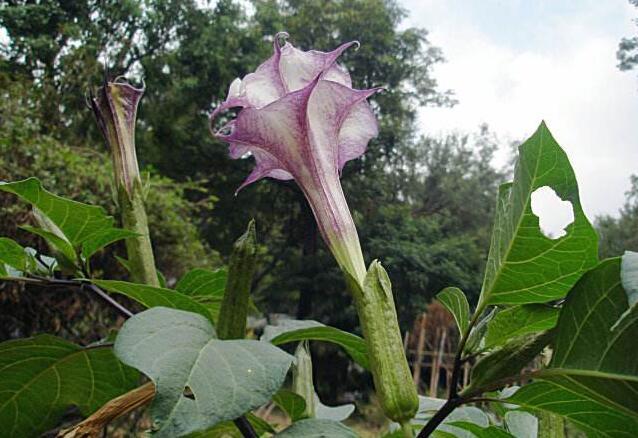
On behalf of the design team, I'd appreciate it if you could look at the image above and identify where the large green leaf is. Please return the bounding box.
[0,178,113,246]
[484,304,559,348]
[478,122,597,308]
[0,335,138,438]
[93,279,214,323]
[275,418,358,437]
[264,320,369,369]
[437,287,470,334]
[508,258,638,436]
[114,307,293,437]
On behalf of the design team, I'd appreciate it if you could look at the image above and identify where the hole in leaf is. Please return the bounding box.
[531,186,574,239]
[183,385,195,400]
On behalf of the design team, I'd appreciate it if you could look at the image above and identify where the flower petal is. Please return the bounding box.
[337,100,379,171]
[306,80,380,172]
[279,41,357,92]
[216,78,319,185]
[235,149,293,194]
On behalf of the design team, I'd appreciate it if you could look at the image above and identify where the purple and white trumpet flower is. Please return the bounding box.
[211,32,380,285]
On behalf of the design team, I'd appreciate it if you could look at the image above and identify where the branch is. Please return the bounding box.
[3,276,134,318]
[57,382,155,438]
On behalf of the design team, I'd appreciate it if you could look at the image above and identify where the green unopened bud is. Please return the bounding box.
[90,78,158,286]
[90,79,143,196]
[217,220,257,340]
[292,340,316,418]
[348,260,418,424]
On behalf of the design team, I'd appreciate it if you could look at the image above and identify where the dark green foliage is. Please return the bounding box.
[617,0,638,71]
[597,175,638,258]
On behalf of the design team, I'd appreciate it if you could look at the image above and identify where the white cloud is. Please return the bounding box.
[400,0,638,224]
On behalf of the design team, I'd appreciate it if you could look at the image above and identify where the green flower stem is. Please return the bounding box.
[217,220,257,340]
[347,261,419,424]
[118,182,159,287]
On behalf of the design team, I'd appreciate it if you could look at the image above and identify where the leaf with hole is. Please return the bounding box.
[93,279,214,323]
[478,122,598,308]
[437,287,470,335]
[114,307,293,437]
[264,320,369,369]
[507,258,638,436]
[484,304,558,348]
[0,335,138,438]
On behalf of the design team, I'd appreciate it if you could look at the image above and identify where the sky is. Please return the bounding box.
[399,0,638,233]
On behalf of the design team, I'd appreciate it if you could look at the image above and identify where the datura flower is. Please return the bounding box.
[210,32,379,285]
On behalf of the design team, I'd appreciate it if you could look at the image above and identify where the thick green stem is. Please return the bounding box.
[217,220,257,340]
[347,261,418,423]
[118,183,158,286]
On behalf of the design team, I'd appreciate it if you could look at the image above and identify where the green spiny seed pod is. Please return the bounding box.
[348,260,418,425]
[217,219,257,340]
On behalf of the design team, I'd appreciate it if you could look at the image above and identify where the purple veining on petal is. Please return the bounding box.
[278,41,358,91]
[210,34,380,282]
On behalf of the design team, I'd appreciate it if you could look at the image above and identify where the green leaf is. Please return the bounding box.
[20,224,78,265]
[81,228,139,260]
[466,331,553,393]
[273,389,308,422]
[93,279,214,323]
[485,304,559,348]
[186,413,275,437]
[0,178,114,246]
[437,287,470,334]
[508,258,638,436]
[275,418,358,437]
[176,268,227,297]
[448,422,514,438]
[114,307,293,437]
[0,335,138,438]
[478,122,598,308]
[176,268,228,323]
[0,237,30,273]
[266,321,369,370]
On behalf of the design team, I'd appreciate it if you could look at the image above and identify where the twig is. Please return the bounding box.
[3,276,134,318]
[233,416,259,438]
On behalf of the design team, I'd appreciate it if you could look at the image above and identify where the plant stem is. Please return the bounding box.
[233,417,258,438]
[416,397,464,437]
[118,183,159,286]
